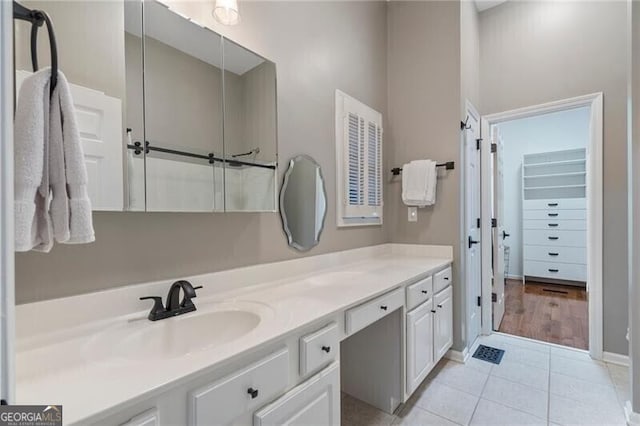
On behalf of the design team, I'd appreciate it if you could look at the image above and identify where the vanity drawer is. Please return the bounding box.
[433,266,452,293]
[524,260,587,282]
[524,199,586,210]
[523,219,586,231]
[345,288,404,335]
[524,230,586,247]
[188,348,289,426]
[523,209,586,220]
[524,245,586,264]
[406,276,433,311]
[300,322,339,376]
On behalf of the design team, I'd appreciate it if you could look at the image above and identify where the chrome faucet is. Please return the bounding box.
[140,280,203,321]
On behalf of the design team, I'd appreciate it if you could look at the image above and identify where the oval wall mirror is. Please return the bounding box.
[280,155,327,251]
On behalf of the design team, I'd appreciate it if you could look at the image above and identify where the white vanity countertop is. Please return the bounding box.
[15,244,452,425]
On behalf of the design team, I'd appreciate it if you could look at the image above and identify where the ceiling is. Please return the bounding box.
[475,0,508,12]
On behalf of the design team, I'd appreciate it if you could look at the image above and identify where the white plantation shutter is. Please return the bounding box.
[336,91,383,227]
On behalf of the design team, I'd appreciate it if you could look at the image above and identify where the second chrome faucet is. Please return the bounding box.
[140,280,203,321]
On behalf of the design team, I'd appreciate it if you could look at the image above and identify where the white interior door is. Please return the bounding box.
[465,107,482,346]
[492,126,506,330]
[15,71,124,211]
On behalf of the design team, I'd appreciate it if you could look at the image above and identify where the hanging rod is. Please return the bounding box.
[13,1,58,93]
[390,161,455,176]
[127,142,277,170]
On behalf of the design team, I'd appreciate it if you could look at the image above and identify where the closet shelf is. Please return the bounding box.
[524,171,586,179]
[524,158,586,168]
[524,184,586,190]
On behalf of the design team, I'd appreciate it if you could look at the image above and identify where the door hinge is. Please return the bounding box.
[477,296,482,307]
[492,293,497,302]
[491,143,497,153]
[491,218,497,228]
[477,218,481,228]
[476,138,482,150]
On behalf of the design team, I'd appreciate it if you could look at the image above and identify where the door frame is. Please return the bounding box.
[462,100,482,351]
[479,93,604,360]
[0,0,15,404]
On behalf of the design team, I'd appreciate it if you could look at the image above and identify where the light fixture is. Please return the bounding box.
[213,0,240,25]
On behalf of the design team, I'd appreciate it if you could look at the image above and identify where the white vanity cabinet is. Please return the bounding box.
[406,299,435,394]
[405,268,453,396]
[433,285,453,361]
[254,362,340,426]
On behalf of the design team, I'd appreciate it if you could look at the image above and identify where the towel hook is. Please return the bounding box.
[460,115,471,130]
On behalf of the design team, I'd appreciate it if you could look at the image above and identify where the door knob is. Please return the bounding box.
[502,231,510,240]
[468,236,480,248]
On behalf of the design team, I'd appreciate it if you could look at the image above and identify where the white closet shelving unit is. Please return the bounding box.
[522,148,587,285]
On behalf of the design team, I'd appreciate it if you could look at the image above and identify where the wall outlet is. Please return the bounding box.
[408,206,417,222]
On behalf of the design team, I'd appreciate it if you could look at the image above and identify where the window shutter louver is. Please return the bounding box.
[336,90,383,226]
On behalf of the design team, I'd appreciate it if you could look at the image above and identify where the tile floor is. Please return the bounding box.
[341,333,629,426]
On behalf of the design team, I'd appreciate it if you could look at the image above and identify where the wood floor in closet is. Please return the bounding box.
[498,279,588,350]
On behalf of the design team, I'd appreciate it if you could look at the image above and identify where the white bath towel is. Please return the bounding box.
[14,69,53,252]
[401,159,437,207]
[49,71,95,244]
[14,68,94,252]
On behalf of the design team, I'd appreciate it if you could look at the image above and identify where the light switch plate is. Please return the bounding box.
[408,206,417,222]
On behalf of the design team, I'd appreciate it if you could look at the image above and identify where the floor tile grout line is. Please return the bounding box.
[467,367,492,425]
[418,406,466,426]
[547,349,551,424]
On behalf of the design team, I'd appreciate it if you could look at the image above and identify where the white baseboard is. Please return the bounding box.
[505,274,522,280]
[625,401,640,426]
[445,347,470,363]
[603,351,629,366]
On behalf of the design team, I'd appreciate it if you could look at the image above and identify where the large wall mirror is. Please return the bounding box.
[14,0,278,213]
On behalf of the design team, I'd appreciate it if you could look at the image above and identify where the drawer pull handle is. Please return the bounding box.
[549,269,559,273]
[431,310,436,313]
[548,223,559,227]
[321,345,331,353]
[421,290,428,294]
[247,388,259,399]
[548,213,559,217]
[444,277,449,281]
[548,203,558,207]
[437,304,443,308]
[380,305,388,311]
[549,252,559,256]
[548,236,559,240]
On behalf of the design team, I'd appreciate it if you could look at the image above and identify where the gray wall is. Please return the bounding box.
[15,1,389,303]
[386,1,465,351]
[479,0,628,355]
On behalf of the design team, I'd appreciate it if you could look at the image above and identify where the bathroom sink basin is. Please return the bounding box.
[85,301,271,361]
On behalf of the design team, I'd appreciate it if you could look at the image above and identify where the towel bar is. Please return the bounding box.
[390,161,455,176]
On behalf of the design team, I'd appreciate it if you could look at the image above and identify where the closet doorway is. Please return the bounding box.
[480,94,603,358]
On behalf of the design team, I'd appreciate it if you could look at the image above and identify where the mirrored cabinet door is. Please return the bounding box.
[222,39,278,212]
[142,0,224,212]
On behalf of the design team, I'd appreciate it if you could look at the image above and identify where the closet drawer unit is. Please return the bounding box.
[345,287,404,335]
[300,323,339,376]
[406,276,433,311]
[433,267,452,293]
[524,260,587,282]
[524,199,586,211]
[524,245,586,264]
[523,209,586,220]
[523,230,586,247]
[523,219,586,231]
[188,348,289,426]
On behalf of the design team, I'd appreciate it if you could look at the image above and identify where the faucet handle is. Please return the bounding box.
[140,296,166,321]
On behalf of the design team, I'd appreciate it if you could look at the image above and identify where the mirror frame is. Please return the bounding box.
[279,155,327,252]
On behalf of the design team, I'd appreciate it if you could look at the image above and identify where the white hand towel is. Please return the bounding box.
[14,69,53,252]
[401,159,437,207]
[49,71,95,244]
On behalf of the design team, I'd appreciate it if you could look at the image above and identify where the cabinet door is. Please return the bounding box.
[434,286,453,362]
[120,409,159,426]
[254,362,340,426]
[406,300,435,395]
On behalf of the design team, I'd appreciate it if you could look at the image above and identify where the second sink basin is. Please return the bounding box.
[84,301,272,361]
